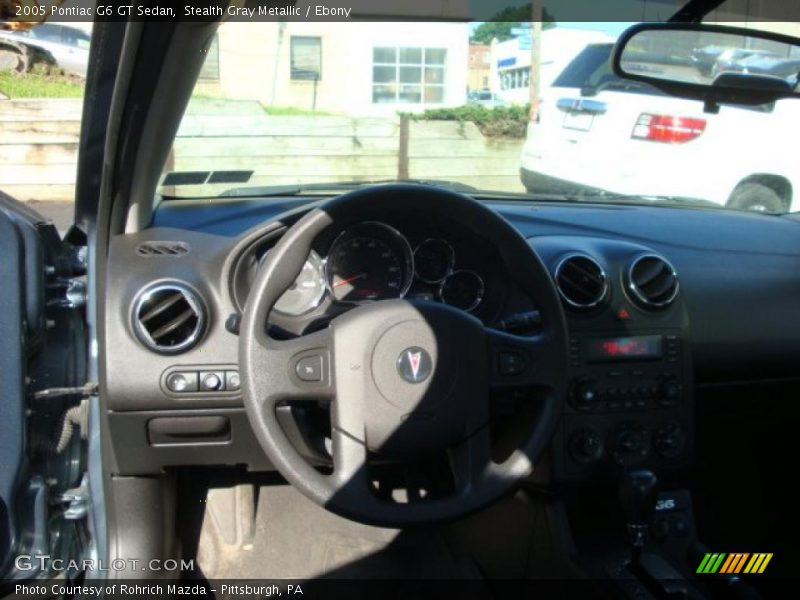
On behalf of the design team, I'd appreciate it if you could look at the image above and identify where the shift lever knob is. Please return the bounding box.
[619,469,659,527]
[619,469,659,565]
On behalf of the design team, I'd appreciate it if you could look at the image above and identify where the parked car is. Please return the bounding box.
[0,30,55,73]
[0,23,90,76]
[710,48,778,79]
[467,89,507,108]
[690,44,727,75]
[521,42,800,212]
[735,54,800,83]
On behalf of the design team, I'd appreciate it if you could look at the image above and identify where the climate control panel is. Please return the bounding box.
[557,331,692,480]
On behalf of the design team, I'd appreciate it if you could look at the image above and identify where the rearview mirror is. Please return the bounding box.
[612,23,800,112]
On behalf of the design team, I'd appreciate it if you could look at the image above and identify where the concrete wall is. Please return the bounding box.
[0,98,524,202]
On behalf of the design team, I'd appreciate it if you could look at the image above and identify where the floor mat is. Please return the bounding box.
[190,482,473,580]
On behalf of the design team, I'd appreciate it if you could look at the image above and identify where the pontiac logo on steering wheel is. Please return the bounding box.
[397,347,432,383]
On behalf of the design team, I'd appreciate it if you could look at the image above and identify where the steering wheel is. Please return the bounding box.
[240,184,568,526]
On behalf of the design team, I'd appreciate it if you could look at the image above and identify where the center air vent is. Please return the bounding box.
[627,254,679,309]
[132,283,206,354]
[554,254,608,309]
[136,241,190,257]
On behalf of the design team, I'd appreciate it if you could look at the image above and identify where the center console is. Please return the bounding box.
[547,250,694,483]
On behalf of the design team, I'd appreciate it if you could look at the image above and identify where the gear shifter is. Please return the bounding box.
[619,469,659,566]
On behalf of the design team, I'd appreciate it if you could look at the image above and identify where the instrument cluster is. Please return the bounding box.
[240,220,495,321]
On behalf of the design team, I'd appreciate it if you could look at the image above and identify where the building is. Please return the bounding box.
[196,22,470,116]
[468,43,491,91]
[489,27,616,105]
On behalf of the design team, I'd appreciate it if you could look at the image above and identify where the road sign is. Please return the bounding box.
[518,35,532,50]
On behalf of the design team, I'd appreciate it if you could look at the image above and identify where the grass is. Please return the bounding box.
[260,103,336,116]
[0,66,84,98]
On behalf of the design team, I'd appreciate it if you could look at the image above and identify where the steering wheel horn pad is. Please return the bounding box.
[332,299,487,459]
[239,184,568,526]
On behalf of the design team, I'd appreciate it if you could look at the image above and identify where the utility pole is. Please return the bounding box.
[530,0,543,121]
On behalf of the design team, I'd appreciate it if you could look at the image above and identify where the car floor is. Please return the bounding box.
[175,470,576,584]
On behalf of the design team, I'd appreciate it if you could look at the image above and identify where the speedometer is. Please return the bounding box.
[325,222,413,303]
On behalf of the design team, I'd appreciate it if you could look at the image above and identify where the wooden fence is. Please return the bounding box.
[0,99,524,202]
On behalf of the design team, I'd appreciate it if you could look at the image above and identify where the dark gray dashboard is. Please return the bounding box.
[103,195,800,475]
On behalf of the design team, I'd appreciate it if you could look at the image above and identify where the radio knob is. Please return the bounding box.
[573,379,600,405]
[658,377,681,406]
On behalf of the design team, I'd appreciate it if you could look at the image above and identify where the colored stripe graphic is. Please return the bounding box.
[700,553,774,574]
[698,553,727,573]
[720,553,750,574]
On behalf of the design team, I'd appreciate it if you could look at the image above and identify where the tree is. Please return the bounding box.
[470,4,555,45]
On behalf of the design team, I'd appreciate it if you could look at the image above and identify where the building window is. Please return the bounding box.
[372,47,446,104]
[500,67,530,90]
[198,34,220,81]
[291,36,322,81]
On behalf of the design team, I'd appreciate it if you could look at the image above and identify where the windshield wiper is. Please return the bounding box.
[577,191,722,208]
[473,189,721,209]
[217,178,480,198]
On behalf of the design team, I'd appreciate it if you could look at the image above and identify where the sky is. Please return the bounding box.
[468,22,635,37]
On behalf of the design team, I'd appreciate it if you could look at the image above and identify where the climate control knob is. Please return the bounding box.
[609,422,650,467]
[569,428,604,465]
[655,423,686,458]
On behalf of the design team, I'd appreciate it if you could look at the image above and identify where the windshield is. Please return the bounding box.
[159,18,800,214]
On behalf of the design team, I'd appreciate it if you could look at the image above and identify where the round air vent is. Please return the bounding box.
[554,254,608,309]
[132,283,206,353]
[627,254,679,309]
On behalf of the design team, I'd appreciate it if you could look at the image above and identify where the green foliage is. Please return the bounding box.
[470,5,556,44]
[407,104,530,139]
[0,65,83,98]
[260,104,336,116]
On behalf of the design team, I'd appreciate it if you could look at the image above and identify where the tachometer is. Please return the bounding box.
[325,222,413,303]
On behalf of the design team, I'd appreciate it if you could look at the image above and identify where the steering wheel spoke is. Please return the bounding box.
[328,426,369,485]
[254,326,335,408]
[487,327,564,392]
[449,426,494,496]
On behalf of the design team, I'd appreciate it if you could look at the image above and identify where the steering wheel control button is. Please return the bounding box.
[199,371,225,391]
[396,346,433,384]
[497,351,526,376]
[295,355,323,382]
[166,371,198,393]
[225,371,241,391]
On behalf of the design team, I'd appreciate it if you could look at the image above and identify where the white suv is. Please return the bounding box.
[520,43,800,213]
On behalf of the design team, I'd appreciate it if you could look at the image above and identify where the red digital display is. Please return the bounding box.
[584,335,663,362]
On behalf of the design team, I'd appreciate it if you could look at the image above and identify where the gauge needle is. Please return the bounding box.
[333,273,366,288]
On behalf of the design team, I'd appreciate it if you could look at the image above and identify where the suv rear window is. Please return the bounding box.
[553,43,661,95]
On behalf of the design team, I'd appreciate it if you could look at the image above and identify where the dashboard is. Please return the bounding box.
[102,193,800,479]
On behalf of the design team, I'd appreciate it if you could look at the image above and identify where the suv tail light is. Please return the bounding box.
[631,113,706,143]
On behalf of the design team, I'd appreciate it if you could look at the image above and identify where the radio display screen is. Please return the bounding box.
[584,335,663,362]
